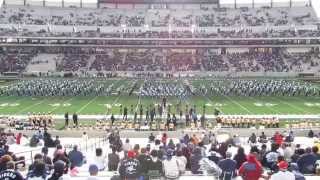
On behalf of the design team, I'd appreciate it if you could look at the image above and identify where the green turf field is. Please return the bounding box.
[1,94,320,115]
[0,79,320,115]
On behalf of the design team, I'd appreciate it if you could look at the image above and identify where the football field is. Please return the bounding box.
[0,94,320,115]
[0,78,320,115]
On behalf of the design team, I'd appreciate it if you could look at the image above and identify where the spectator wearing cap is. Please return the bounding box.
[87,164,100,180]
[270,161,295,180]
[239,153,263,180]
[68,145,84,167]
[119,150,141,180]
[218,151,237,180]
[108,147,120,171]
[0,161,23,180]
[289,163,305,180]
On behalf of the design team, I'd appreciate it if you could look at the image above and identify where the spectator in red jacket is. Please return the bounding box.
[16,133,22,145]
[239,153,263,180]
[273,132,283,146]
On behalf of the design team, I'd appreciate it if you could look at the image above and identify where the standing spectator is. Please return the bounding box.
[234,147,247,169]
[273,132,284,146]
[218,152,237,180]
[64,112,69,128]
[265,144,280,170]
[0,161,23,180]
[68,145,84,167]
[119,150,141,180]
[53,136,60,147]
[72,113,78,127]
[108,147,120,171]
[270,161,295,180]
[239,154,263,180]
[87,164,100,180]
[41,147,52,169]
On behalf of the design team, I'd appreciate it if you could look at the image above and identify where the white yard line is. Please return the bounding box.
[17,99,47,114]
[269,97,309,114]
[76,96,98,114]
[248,96,281,114]
[222,95,252,114]
[49,97,74,113]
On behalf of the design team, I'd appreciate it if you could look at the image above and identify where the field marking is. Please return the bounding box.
[248,96,281,114]
[17,98,47,114]
[49,97,74,113]
[0,96,28,111]
[269,97,309,114]
[222,95,252,114]
[76,96,98,114]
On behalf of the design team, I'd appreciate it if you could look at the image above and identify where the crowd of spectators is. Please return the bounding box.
[1,47,320,75]
[1,128,320,180]
[0,5,319,38]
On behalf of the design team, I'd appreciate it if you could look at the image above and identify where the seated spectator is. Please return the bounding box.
[146,150,163,178]
[218,152,237,180]
[87,164,99,180]
[0,161,23,180]
[48,160,70,180]
[26,160,48,180]
[297,147,318,174]
[94,148,106,171]
[119,150,141,180]
[176,151,187,174]
[270,160,295,180]
[163,149,179,179]
[289,163,305,180]
[0,155,13,172]
[190,147,203,174]
[234,147,247,169]
[239,154,263,180]
[68,145,84,167]
[148,133,155,143]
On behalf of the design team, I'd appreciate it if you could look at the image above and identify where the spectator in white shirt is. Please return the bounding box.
[270,161,295,180]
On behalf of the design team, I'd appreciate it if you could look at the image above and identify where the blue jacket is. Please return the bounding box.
[218,158,237,180]
[68,150,84,167]
[297,153,318,174]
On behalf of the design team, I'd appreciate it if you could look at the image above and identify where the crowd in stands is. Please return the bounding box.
[1,47,320,74]
[0,6,316,27]
[1,128,320,180]
[0,5,319,38]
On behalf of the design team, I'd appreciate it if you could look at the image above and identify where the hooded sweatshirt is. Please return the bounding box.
[190,147,203,174]
[239,154,263,180]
